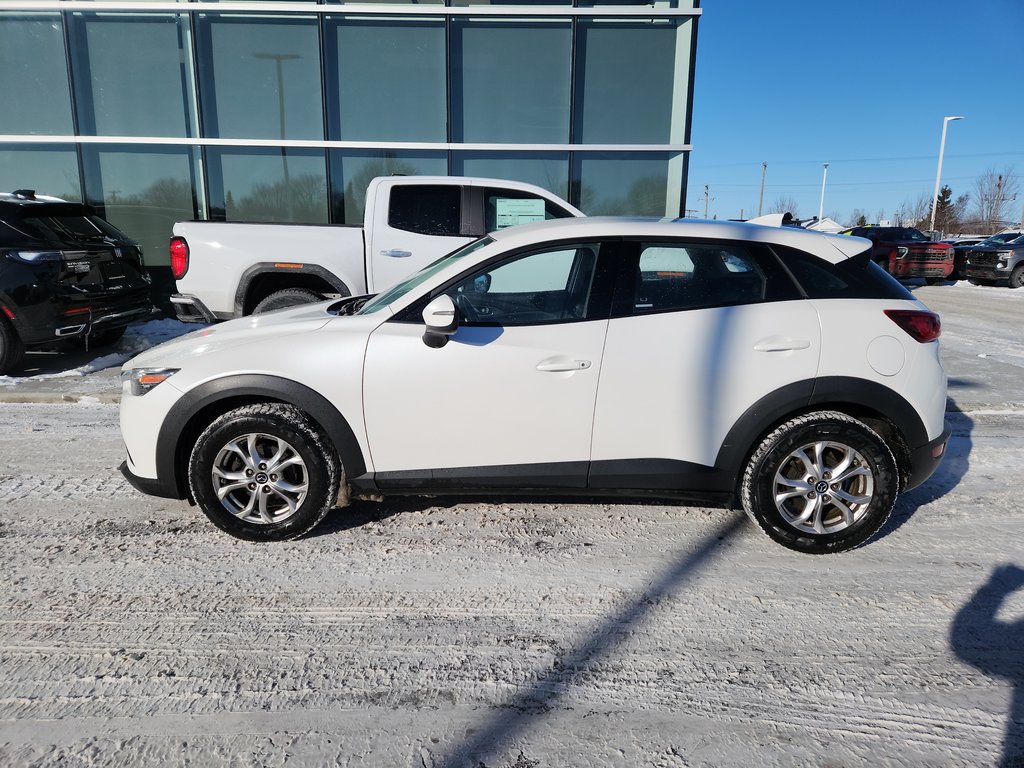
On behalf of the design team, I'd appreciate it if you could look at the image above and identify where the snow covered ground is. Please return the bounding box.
[0,284,1022,767]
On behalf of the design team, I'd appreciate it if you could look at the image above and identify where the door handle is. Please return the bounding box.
[753,337,811,352]
[381,249,412,258]
[536,359,592,372]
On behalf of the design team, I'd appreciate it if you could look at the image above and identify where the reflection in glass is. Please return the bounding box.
[452,19,571,143]
[574,152,676,216]
[0,14,74,135]
[328,150,447,224]
[328,18,446,142]
[452,152,569,203]
[81,146,199,267]
[197,16,323,140]
[0,146,81,202]
[70,14,193,137]
[575,19,691,144]
[208,148,328,224]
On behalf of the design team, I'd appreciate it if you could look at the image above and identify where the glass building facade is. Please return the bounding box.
[0,1,699,270]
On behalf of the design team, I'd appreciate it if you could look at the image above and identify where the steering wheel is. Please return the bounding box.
[454,292,480,323]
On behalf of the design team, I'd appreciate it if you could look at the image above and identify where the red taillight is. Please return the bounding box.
[170,236,189,280]
[885,309,941,343]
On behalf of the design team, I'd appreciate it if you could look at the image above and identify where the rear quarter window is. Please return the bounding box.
[773,244,915,300]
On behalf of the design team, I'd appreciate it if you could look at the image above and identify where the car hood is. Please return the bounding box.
[123,303,337,370]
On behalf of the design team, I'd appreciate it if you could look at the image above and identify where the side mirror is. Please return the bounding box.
[422,294,458,348]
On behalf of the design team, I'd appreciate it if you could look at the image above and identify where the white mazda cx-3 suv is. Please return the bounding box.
[120,218,949,554]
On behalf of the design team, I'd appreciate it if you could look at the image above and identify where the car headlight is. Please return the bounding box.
[122,368,179,396]
[896,246,909,259]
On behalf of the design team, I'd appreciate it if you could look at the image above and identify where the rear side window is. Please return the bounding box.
[388,185,461,236]
[774,245,915,300]
[483,188,574,232]
[628,243,768,315]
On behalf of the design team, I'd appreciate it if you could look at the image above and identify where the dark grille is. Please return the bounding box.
[969,253,999,266]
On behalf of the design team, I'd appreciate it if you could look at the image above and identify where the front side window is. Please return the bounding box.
[445,243,600,326]
[629,243,766,314]
[388,185,461,236]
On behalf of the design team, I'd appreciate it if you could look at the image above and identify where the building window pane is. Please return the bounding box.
[207,148,328,224]
[0,146,81,202]
[452,19,570,143]
[81,146,199,267]
[574,152,677,216]
[197,15,323,141]
[579,0,695,6]
[575,18,692,144]
[327,18,445,142]
[0,14,74,135]
[70,14,193,137]
[328,150,447,224]
[452,152,569,203]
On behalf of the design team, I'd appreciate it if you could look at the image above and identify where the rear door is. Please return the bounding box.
[366,183,474,292]
[589,240,821,487]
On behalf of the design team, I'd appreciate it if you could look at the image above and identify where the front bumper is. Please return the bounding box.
[119,459,186,500]
[905,423,952,491]
[964,266,1011,282]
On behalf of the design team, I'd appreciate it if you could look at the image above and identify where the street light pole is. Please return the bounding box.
[930,115,964,235]
[757,162,766,217]
[818,162,829,223]
[254,52,301,216]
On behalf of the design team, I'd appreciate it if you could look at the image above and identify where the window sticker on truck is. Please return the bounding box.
[495,198,546,229]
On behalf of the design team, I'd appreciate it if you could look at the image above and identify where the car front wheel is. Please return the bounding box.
[741,411,898,554]
[188,403,340,541]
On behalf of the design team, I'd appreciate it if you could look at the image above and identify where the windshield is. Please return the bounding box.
[357,237,494,315]
[980,232,1024,246]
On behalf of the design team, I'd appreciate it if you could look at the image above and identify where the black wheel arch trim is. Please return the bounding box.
[234,263,351,316]
[154,374,367,500]
[713,376,929,486]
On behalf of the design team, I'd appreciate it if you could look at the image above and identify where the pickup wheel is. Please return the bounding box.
[253,288,323,315]
[1009,264,1024,289]
[188,403,341,541]
[925,276,946,286]
[0,317,25,375]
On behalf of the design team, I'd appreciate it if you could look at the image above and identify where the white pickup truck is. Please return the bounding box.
[169,176,582,322]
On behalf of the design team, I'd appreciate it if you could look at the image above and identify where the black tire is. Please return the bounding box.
[1009,264,1024,290]
[188,403,340,541]
[925,276,945,286]
[252,288,323,315]
[740,411,898,555]
[0,317,25,375]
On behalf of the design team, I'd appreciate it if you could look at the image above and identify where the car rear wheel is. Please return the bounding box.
[188,403,340,541]
[252,288,323,314]
[741,411,898,554]
[0,317,25,375]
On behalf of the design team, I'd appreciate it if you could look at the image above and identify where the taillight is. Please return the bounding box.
[885,309,941,343]
[170,236,189,279]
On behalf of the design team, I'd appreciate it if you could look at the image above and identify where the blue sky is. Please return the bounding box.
[686,0,1024,226]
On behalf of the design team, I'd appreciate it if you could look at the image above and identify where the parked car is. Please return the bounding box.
[949,233,1021,280]
[0,190,154,374]
[839,226,954,283]
[170,176,582,323]
[119,218,949,555]
[963,232,1024,288]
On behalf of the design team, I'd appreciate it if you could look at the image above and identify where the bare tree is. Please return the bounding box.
[894,193,932,228]
[971,167,1019,231]
[849,208,869,227]
[768,195,799,216]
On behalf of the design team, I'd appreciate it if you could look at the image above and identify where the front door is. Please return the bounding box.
[362,242,611,487]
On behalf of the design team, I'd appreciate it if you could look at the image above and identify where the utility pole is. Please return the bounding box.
[758,162,767,216]
[704,185,710,219]
[818,162,829,223]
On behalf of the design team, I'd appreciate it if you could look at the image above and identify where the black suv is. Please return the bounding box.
[0,190,154,374]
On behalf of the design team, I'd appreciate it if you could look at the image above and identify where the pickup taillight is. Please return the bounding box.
[884,309,941,343]
[170,236,189,279]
